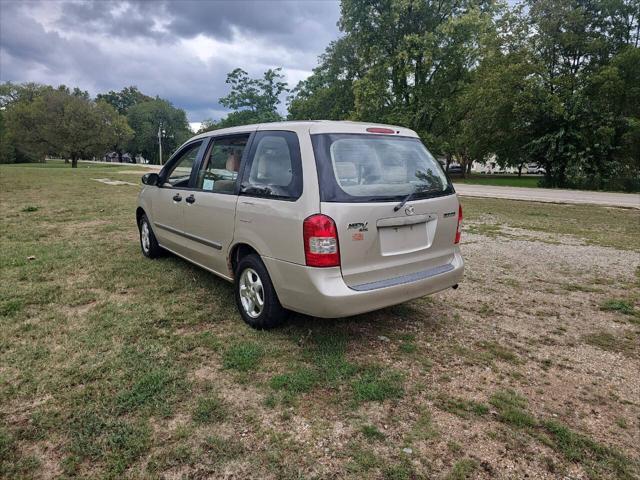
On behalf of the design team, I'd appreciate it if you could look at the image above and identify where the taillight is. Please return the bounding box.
[454,204,463,244]
[303,214,340,267]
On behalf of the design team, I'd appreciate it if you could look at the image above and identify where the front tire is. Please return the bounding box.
[138,214,162,259]
[234,254,289,329]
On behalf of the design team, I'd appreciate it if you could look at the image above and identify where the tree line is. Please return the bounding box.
[0,84,192,167]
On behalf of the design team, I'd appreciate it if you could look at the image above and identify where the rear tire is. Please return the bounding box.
[138,214,162,259]
[234,254,289,329]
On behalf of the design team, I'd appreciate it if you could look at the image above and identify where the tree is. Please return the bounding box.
[96,86,152,115]
[195,119,219,134]
[5,87,133,167]
[0,82,51,163]
[215,68,288,128]
[288,38,359,120]
[287,0,499,159]
[96,100,135,164]
[126,98,191,164]
[95,86,153,161]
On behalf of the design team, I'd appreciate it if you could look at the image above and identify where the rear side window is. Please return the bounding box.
[240,131,302,200]
[312,134,453,203]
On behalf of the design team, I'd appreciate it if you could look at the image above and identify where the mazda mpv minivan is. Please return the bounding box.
[137,121,464,328]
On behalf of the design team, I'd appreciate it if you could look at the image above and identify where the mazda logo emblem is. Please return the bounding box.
[405,205,415,216]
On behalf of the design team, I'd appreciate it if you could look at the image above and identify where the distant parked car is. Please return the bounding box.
[447,164,463,175]
[136,121,464,328]
[527,163,545,174]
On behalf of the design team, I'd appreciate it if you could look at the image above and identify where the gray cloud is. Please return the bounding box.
[0,0,341,122]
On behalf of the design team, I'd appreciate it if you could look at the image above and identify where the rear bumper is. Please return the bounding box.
[262,251,464,318]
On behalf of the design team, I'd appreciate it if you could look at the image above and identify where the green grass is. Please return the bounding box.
[201,435,244,462]
[583,331,638,356]
[436,394,490,419]
[454,174,541,188]
[360,424,386,441]
[489,390,537,428]
[270,366,319,394]
[477,340,521,364]
[222,341,264,372]
[488,390,638,479]
[407,409,439,442]
[192,395,227,424]
[601,299,637,317]
[445,458,479,480]
[542,420,637,480]
[351,368,404,403]
[382,461,416,480]
[269,329,359,400]
[345,445,380,473]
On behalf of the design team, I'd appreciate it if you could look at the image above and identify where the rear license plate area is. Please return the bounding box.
[379,223,432,256]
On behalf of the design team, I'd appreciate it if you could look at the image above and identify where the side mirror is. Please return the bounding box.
[142,173,160,186]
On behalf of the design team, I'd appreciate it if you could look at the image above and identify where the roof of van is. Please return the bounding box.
[190,120,419,141]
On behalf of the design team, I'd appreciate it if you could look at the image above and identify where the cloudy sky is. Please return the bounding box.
[0,0,341,127]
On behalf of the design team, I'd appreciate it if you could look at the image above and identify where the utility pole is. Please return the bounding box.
[157,122,163,165]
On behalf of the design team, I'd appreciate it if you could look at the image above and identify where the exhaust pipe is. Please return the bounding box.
[452,284,459,290]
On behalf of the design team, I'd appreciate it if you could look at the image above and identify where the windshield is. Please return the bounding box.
[311,133,452,202]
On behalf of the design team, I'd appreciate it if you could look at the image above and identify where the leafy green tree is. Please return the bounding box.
[215,68,288,128]
[0,82,51,163]
[96,86,152,115]
[0,109,14,164]
[126,98,191,164]
[288,38,359,120]
[5,87,132,167]
[520,0,639,188]
[220,68,287,114]
[95,86,153,162]
[195,119,219,134]
[288,0,499,159]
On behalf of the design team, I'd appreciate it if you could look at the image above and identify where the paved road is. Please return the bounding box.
[454,183,640,209]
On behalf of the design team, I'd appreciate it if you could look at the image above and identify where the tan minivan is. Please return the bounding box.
[137,121,464,328]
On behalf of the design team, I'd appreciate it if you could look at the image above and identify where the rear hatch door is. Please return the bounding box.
[310,129,459,288]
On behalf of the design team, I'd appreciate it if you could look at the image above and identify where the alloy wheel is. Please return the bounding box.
[239,267,265,318]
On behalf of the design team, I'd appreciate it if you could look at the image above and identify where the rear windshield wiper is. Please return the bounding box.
[394,188,416,212]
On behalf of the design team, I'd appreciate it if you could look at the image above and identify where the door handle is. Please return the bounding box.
[173,194,182,202]
[185,194,196,204]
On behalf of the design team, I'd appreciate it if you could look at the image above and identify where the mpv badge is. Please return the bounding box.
[405,205,415,216]
[347,222,368,232]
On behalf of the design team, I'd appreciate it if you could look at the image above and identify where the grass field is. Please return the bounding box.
[452,175,542,188]
[1,162,639,479]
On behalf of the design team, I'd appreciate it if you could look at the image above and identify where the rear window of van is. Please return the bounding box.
[311,134,453,203]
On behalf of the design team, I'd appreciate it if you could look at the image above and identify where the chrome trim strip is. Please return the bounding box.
[155,222,222,250]
[349,263,455,292]
[376,213,436,228]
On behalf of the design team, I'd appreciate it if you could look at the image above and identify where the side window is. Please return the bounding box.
[196,135,249,193]
[164,142,202,187]
[241,131,302,200]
